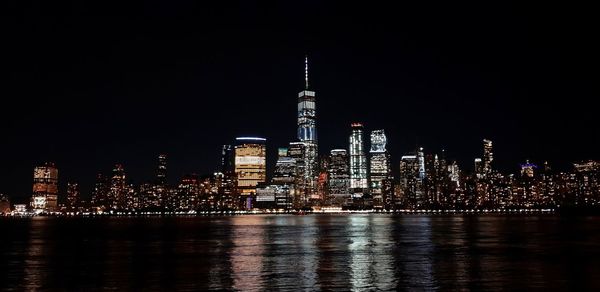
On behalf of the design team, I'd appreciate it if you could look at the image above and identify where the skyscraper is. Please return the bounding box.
[474,158,483,178]
[369,130,392,208]
[110,164,127,210]
[328,149,350,199]
[273,148,297,185]
[66,182,80,211]
[349,123,368,196]
[289,141,307,207]
[31,162,58,212]
[219,144,236,209]
[91,173,110,211]
[418,147,426,180]
[399,155,423,207]
[234,137,267,208]
[296,56,319,201]
[157,154,167,185]
[483,139,493,176]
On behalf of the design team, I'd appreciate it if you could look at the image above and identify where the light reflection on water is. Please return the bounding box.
[1,215,600,291]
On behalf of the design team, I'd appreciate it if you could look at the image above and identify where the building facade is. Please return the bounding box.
[235,137,267,208]
[369,130,393,208]
[349,123,368,196]
[31,162,59,212]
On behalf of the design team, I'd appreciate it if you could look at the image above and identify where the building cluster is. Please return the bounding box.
[2,58,600,215]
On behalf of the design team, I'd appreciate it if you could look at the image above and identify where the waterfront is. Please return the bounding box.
[1,214,599,291]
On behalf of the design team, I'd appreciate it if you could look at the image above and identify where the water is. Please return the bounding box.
[1,215,599,291]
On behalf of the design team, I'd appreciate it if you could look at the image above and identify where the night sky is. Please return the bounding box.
[3,1,598,202]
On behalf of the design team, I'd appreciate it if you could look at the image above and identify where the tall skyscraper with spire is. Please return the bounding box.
[296,56,319,204]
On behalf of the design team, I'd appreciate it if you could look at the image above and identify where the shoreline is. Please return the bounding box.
[2,208,564,218]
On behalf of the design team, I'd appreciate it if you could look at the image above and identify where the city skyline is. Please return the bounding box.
[2,54,599,202]
[3,2,598,202]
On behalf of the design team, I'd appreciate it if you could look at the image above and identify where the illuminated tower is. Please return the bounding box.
[66,182,80,211]
[157,154,167,185]
[219,144,236,209]
[483,139,493,176]
[418,147,426,180]
[235,137,267,208]
[31,162,59,212]
[296,56,319,201]
[110,164,127,210]
[328,149,350,199]
[369,130,392,208]
[349,123,368,196]
[91,173,110,211]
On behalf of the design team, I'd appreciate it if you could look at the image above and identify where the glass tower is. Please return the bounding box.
[296,56,319,202]
[369,130,392,208]
[349,123,368,195]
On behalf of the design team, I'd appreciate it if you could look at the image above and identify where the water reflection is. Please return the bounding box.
[230,216,266,291]
[348,215,395,291]
[1,215,600,291]
[392,215,436,290]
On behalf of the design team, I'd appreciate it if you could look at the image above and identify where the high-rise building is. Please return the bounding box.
[483,139,493,175]
[349,123,368,196]
[474,158,483,178]
[399,155,422,207]
[288,142,307,207]
[176,174,201,210]
[328,149,350,197]
[296,56,319,201]
[218,145,236,209]
[110,164,127,210]
[234,137,267,207]
[418,147,426,180]
[66,182,80,211]
[91,173,110,211]
[157,154,167,186]
[521,160,537,178]
[317,156,330,204]
[369,130,392,208]
[31,162,59,212]
[273,148,297,185]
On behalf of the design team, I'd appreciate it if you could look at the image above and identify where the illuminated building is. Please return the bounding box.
[255,184,292,209]
[176,174,201,210]
[218,145,236,209]
[328,149,350,199]
[573,160,600,205]
[273,148,297,185]
[317,156,330,204]
[235,137,267,208]
[110,164,127,210]
[474,158,483,179]
[296,56,319,201]
[369,130,392,208]
[483,139,493,176]
[399,155,423,207]
[418,147,426,180]
[521,160,537,178]
[0,194,10,214]
[66,182,80,211]
[349,123,368,196]
[31,162,59,212]
[14,204,27,214]
[157,154,167,185]
[91,173,110,211]
[288,141,307,207]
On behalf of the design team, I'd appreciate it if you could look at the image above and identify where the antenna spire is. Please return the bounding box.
[304,55,309,89]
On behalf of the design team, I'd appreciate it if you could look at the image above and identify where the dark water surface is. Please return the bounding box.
[1,215,600,291]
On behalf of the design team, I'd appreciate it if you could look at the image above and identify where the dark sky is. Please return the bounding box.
[3,1,598,201]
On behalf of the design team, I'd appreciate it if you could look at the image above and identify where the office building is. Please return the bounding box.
[369,130,392,208]
[349,123,368,196]
[31,162,59,212]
